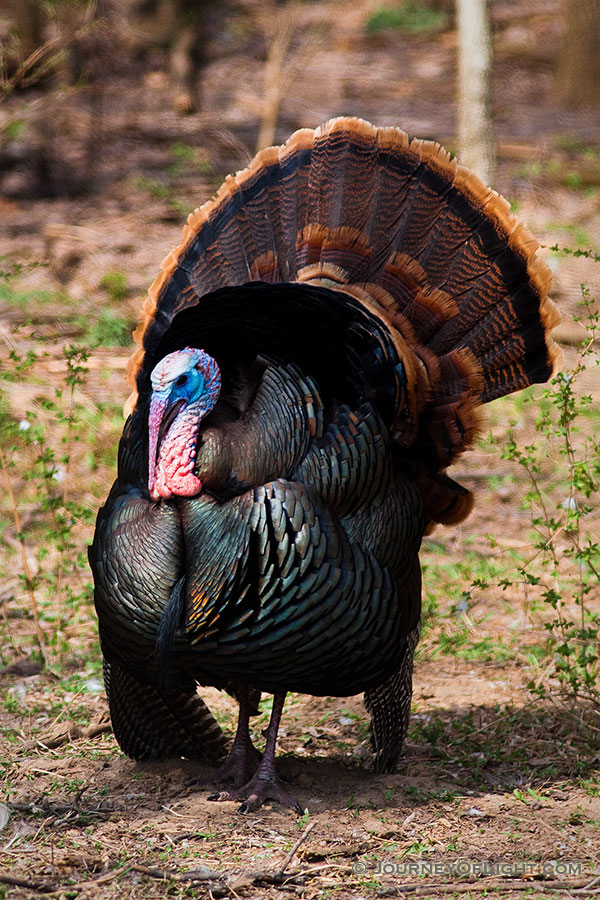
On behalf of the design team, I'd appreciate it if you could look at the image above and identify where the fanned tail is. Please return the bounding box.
[127,117,559,524]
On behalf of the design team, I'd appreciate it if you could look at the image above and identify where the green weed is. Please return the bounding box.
[85,309,132,347]
[455,278,600,704]
[0,282,61,308]
[500,286,600,700]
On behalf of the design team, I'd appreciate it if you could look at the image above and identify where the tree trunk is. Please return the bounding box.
[556,0,600,106]
[456,0,496,184]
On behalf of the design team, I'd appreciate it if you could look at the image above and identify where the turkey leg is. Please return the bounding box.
[207,692,303,814]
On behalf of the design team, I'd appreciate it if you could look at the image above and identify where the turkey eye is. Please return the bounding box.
[176,375,188,387]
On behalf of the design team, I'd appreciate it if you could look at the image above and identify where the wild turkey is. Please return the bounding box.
[90,117,559,813]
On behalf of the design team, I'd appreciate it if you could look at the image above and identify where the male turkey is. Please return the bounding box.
[90,117,559,813]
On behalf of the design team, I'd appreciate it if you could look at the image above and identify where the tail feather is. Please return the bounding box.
[184,181,252,290]
[307,119,380,234]
[364,137,416,272]
[246,149,288,283]
[275,131,313,280]
[230,159,278,282]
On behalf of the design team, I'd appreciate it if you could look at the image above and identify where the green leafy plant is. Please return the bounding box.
[459,278,600,703]
[503,286,600,700]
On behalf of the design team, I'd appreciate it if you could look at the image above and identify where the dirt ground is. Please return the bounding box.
[1,0,600,897]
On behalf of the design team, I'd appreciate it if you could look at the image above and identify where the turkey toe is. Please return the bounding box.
[206,771,302,815]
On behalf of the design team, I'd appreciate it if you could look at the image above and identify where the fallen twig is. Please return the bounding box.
[0,873,54,893]
[8,798,119,820]
[130,863,223,883]
[277,821,316,876]
[21,719,112,751]
[3,858,595,898]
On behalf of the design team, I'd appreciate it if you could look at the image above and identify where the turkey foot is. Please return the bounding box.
[208,766,302,814]
[207,692,303,814]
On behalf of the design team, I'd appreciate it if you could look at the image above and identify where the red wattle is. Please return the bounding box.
[149,403,203,500]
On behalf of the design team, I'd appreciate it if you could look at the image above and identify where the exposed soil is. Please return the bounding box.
[1,1,600,898]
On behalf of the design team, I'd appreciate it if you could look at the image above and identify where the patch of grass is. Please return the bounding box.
[513,156,600,192]
[2,118,25,142]
[580,777,600,796]
[99,271,129,303]
[0,282,62,308]
[420,536,524,660]
[564,172,585,191]
[553,133,599,158]
[135,175,171,202]
[3,695,22,714]
[401,835,436,855]
[543,223,594,252]
[167,142,215,178]
[134,143,218,219]
[366,2,447,35]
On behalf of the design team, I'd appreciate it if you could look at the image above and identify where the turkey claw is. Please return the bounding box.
[240,797,303,816]
[206,775,302,815]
